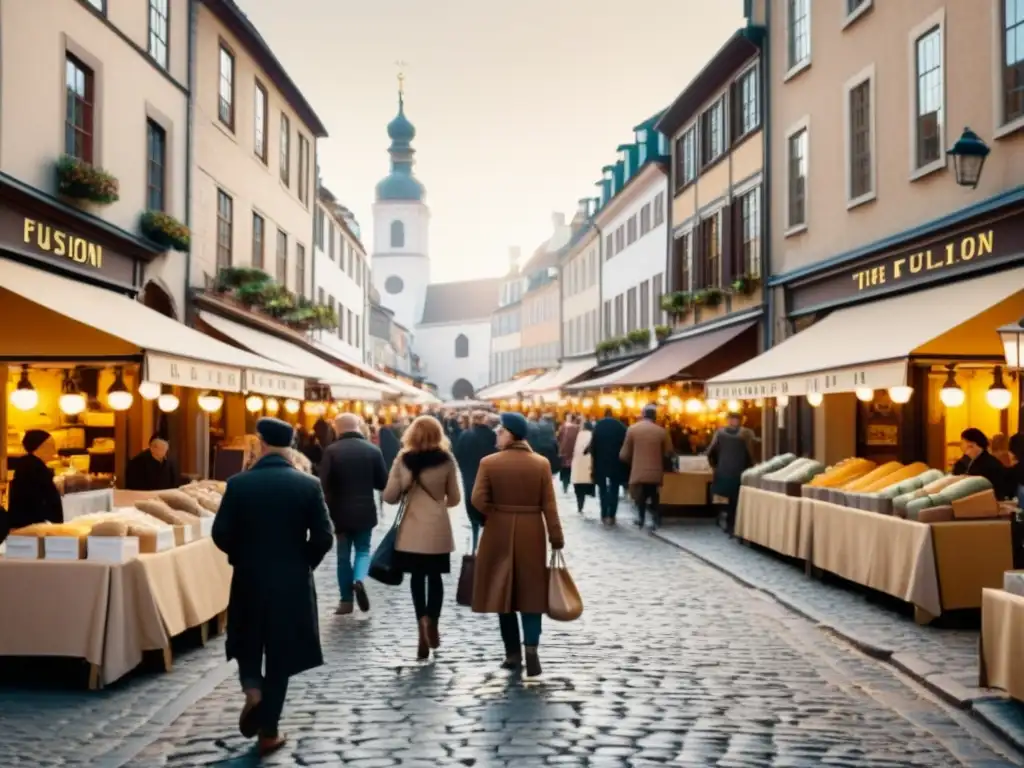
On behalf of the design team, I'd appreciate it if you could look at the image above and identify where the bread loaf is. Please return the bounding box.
[809,458,875,488]
[89,521,129,537]
[860,462,929,492]
[194,493,220,513]
[136,499,193,526]
[158,489,202,517]
[843,462,903,491]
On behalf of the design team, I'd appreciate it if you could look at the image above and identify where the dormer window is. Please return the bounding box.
[636,129,648,143]
[603,168,613,181]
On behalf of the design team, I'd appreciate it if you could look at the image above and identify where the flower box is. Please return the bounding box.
[140,210,190,252]
[55,155,119,205]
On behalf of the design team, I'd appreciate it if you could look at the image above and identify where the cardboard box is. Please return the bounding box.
[951,489,1000,520]
[44,536,85,560]
[173,525,194,547]
[199,517,214,537]
[87,536,140,564]
[4,536,42,560]
[917,505,954,523]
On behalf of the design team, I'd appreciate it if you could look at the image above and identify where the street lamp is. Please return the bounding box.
[947,127,990,189]
[998,318,1024,370]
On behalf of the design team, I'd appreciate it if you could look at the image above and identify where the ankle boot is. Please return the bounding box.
[501,647,522,670]
[416,617,430,660]
[524,646,542,678]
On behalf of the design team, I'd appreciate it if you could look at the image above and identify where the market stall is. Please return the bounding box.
[980,585,1024,701]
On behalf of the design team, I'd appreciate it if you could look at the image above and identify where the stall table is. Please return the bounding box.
[660,470,712,511]
[980,588,1024,700]
[0,537,231,688]
[62,487,114,521]
[734,486,812,560]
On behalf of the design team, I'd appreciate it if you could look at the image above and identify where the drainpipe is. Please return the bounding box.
[761,6,773,351]
[184,0,197,325]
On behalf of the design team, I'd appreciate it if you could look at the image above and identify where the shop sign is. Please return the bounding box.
[789,209,1024,313]
[146,353,242,392]
[706,360,906,400]
[244,369,305,398]
[0,207,137,286]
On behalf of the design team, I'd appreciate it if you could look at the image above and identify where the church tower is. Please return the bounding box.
[371,74,430,333]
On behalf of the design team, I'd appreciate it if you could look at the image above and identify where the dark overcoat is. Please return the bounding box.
[319,431,388,534]
[471,442,565,614]
[588,417,628,483]
[527,420,560,474]
[379,427,401,473]
[212,453,334,679]
[453,424,497,526]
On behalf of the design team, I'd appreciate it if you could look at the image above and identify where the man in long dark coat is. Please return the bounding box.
[587,408,628,526]
[212,418,334,757]
[454,410,497,552]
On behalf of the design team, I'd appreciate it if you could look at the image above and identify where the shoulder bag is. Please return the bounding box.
[547,550,583,622]
[368,495,408,586]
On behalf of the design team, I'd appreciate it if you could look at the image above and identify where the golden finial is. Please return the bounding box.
[395,60,408,97]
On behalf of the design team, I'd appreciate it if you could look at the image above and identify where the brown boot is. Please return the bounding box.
[524,646,542,678]
[335,601,353,615]
[427,617,440,649]
[257,733,287,757]
[501,651,522,670]
[417,617,430,660]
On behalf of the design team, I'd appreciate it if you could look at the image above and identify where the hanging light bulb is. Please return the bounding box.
[138,380,161,400]
[888,385,914,404]
[9,364,38,411]
[685,398,703,414]
[265,397,280,415]
[106,367,134,411]
[157,386,180,413]
[197,390,224,413]
[987,366,1013,410]
[705,398,720,410]
[624,395,636,409]
[806,392,823,407]
[726,399,741,412]
[284,398,301,414]
[754,398,764,408]
[776,394,790,408]
[245,394,265,413]
[938,367,965,408]
[59,370,86,415]
[855,388,875,403]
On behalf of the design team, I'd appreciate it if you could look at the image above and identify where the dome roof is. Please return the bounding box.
[375,173,425,201]
[387,107,415,142]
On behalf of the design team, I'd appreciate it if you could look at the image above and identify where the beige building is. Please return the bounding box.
[560,202,601,358]
[709,0,1024,467]
[189,0,328,299]
[0,0,190,313]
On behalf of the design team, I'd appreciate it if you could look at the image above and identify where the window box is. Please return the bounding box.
[208,267,338,333]
[730,274,761,296]
[140,210,190,252]
[692,287,724,307]
[55,155,119,205]
[660,291,693,318]
[654,324,672,342]
[626,328,651,347]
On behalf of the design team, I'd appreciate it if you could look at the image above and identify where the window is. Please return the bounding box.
[455,334,469,358]
[1003,1,1024,125]
[847,0,867,12]
[148,0,169,69]
[279,114,291,185]
[653,192,665,227]
[627,215,637,245]
[85,0,105,11]
[604,233,613,260]
[295,244,306,298]
[626,288,637,332]
[254,80,268,163]
[218,45,235,129]
[787,126,808,229]
[297,135,310,205]
[355,316,360,348]
[318,287,325,306]
[252,213,265,270]
[276,229,287,285]
[328,222,335,260]
[733,65,760,140]
[390,220,405,248]
[64,55,94,162]
[740,187,762,279]
[615,226,624,253]
[787,0,811,71]
[913,24,943,171]
[675,127,697,189]
[700,98,725,167]
[673,232,692,294]
[216,190,233,271]
[846,70,874,203]
[603,299,612,338]
[614,295,624,336]
[146,120,166,211]
[653,273,665,324]
[347,309,354,344]
[702,212,722,289]
[640,280,650,329]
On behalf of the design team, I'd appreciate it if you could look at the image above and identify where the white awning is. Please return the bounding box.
[522,357,597,397]
[308,340,437,403]
[706,268,1024,400]
[479,373,544,401]
[199,311,388,400]
[0,258,300,393]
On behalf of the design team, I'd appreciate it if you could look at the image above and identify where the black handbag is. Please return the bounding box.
[368,496,408,586]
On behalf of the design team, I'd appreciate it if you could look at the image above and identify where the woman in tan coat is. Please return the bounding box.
[382,415,461,660]
[471,412,564,678]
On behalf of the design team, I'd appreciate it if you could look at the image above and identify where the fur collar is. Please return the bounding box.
[401,448,451,475]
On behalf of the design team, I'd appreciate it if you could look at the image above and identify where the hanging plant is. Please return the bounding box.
[654,324,672,342]
[140,210,190,252]
[56,155,119,205]
[215,266,271,293]
[731,274,762,296]
[660,291,692,317]
[259,283,295,318]
[627,328,651,347]
[310,303,339,331]
[704,287,724,306]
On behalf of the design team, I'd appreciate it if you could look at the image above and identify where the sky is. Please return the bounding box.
[238,0,745,283]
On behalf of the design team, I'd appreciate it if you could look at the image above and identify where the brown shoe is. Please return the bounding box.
[417,617,430,660]
[427,617,440,649]
[257,733,287,757]
[335,601,353,615]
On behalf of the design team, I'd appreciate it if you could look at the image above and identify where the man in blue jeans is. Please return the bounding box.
[319,413,388,614]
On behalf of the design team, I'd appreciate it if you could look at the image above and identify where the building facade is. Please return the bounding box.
[489,248,524,384]
[189,0,327,299]
[313,187,368,362]
[560,202,601,359]
[518,214,572,372]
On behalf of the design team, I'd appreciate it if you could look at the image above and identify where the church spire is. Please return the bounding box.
[375,64,424,202]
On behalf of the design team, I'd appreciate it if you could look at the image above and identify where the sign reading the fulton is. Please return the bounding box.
[789,208,1024,313]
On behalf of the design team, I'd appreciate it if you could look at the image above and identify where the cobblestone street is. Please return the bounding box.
[4,494,1024,767]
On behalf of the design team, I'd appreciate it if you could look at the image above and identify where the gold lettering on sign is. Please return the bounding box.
[852,229,995,291]
[23,218,103,268]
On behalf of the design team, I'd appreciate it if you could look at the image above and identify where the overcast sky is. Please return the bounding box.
[238,0,744,283]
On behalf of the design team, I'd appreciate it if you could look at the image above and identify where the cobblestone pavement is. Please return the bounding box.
[119,493,1024,767]
[653,520,982,697]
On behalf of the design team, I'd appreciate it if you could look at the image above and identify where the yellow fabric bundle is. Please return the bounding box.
[843,462,903,491]
[41,523,93,537]
[860,462,929,492]
[10,523,51,536]
[808,458,875,488]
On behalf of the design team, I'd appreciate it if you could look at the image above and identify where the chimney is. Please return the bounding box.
[508,246,521,273]
[551,212,566,230]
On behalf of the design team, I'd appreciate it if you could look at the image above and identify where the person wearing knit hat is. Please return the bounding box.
[212,416,333,757]
[8,429,63,530]
[953,427,1012,498]
[499,411,529,441]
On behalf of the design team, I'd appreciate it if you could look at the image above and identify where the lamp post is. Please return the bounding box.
[997,318,1024,429]
[947,127,991,189]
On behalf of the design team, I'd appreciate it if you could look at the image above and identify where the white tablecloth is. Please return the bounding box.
[61,488,114,521]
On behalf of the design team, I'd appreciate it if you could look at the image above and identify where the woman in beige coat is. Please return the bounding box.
[570,421,595,515]
[382,415,461,660]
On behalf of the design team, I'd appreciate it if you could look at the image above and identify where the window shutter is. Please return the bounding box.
[680,235,690,294]
[732,199,745,278]
[693,220,706,290]
[721,204,734,286]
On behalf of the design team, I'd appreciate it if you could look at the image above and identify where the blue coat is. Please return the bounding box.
[212,453,334,679]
